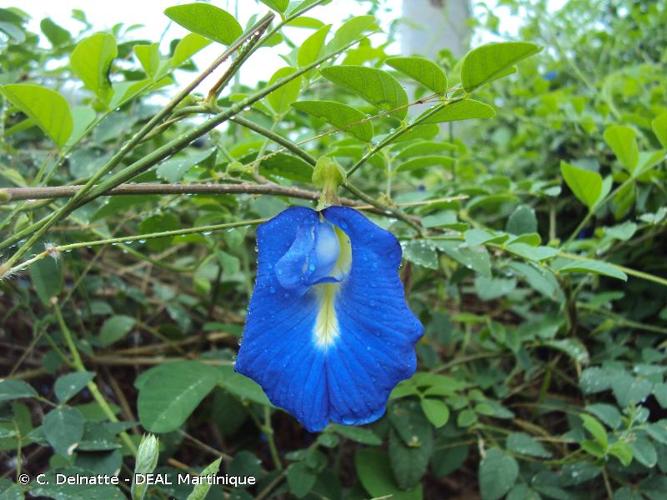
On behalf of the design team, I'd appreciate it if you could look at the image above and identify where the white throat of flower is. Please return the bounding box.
[313,225,351,350]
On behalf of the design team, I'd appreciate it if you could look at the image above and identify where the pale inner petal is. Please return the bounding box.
[312,225,352,350]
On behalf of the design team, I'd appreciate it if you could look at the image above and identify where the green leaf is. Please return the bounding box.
[403,240,438,269]
[605,221,638,241]
[604,125,639,172]
[582,440,606,457]
[556,258,627,281]
[608,441,633,466]
[580,367,615,394]
[139,213,180,252]
[389,124,439,144]
[505,243,558,262]
[395,140,456,159]
[431,444,469,477]
[0,83,73,147]
[30,255,63,305]
[187,458,222,500]
[287,462,317,498]
[420,398,449,428]
[267,67,303,115]
[636,149,666,177]
[506,432,552,458]
[386,56,447,95]
[580,414,608,448]
[610,372,652,407]
[474,276,517,301]
[433,240,492,278]
[40,18,71,46]
[224,451,261,480]
[421,211,457,228]
[355,448,422,500]
[479,448,519,500]
[43,407,85,456]
[543,338,589,364]
[156,148,215,183]
[509,261,561,300]
[654,383,667,408]
[321,66,408,120]
[98,315,136,347]
[475,400,514,419]
[297,24,330,67]
[218,365,271,406]
[285,16,324,29]
[639,477,667,497]
[394,372,468,399]
[646,422,667,446]
[107,79,156,111]
[506,205,537,234]
[137,361,220,433]
[585,404,622,429]
[652,112,667,148]
[611,180,636,219]
[327,15,378,53]
[0,428,17,439]
[55,372,95,404]
[389,426,433,489]
[461,41,541,91]
[293,100,373,141]
[421,99,496,124]
[70,33,117,104]
[259,152,313,182]
[507,484,541,500]
[164,4,242,45]
[67,105,97,147]
[259,0,289,12]
[508,233,541,246]
[134,43,160,79]
[396,155,454,173]
[287,0,331,16]
[0,19,25,44]
[0,379,38,403]
[76,423,123,451]
[330,424,382,445]
[632,435,657,468]
[560,161,602,210]
[171,33,211,67]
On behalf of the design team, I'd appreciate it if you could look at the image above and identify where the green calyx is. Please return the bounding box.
[313,156,346,209]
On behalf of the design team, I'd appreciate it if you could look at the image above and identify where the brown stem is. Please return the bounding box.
[0,182,387,215]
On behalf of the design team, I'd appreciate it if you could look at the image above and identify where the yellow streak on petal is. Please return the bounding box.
[332,226,352,278]
[314,283,340,349]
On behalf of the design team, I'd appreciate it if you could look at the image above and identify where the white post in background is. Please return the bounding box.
[400,0,471,58]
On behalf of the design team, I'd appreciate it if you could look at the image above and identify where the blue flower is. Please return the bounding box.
[543,70,558,81]
[235,206,423,432]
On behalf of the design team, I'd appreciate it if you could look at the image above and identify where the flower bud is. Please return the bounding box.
[132,434,159,500]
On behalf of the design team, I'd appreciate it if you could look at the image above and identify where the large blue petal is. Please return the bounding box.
[235,205,423,432]
[322,206,423,424]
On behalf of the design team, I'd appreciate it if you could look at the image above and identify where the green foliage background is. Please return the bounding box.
[0,0,666,498]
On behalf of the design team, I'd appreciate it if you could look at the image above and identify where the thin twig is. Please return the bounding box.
[0,182,397,216]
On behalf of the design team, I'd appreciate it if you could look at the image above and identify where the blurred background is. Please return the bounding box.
[15,0,533,85]
[2,0,666,499]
